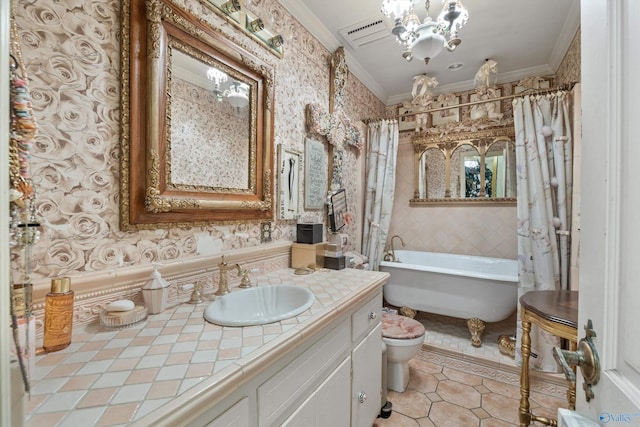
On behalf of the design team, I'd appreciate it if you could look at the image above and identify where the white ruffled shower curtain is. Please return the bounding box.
[362,119,399,270]
[513,91,573,371]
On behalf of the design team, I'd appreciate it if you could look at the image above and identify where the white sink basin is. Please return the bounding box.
[203,285,315,326]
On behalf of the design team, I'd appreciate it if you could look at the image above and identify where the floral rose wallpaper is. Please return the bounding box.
[13,0,386,279]
[170,77,250,189]
[555,29,581,86]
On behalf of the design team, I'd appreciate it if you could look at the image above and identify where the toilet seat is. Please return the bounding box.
[381,312,426,392]
[382,312,425,340]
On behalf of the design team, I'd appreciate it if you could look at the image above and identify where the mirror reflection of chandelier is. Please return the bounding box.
[381,0,469,65]
[224,81,249,109]
[206,67,250,110]
[206,67,228,101]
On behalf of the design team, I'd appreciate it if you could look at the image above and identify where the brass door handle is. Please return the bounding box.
[552,319,601,402]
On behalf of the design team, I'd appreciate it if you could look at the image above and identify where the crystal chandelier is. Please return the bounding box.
[381,0,469,65]
[206,67,228,102]
[206,67,249,110]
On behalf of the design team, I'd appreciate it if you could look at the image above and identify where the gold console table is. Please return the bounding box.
[519,290,578,427]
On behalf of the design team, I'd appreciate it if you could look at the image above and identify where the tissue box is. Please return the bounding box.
[292,242,326,269]
[142,287,168,314]
[296,223,323,244]
[324,255,346,270]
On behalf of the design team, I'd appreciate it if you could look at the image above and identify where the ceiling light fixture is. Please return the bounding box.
[381,0,469,65]
[224,81,250,110]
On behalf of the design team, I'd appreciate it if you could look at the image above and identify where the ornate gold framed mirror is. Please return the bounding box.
[411,126,516,206]
[120,0,275,230]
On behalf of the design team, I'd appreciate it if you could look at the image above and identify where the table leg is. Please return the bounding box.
[568,340,577,410]
[519,316,532,427]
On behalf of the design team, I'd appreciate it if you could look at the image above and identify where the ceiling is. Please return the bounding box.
[278,0,580,105]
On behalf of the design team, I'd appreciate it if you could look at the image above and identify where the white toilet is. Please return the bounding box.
[382,312,426,392]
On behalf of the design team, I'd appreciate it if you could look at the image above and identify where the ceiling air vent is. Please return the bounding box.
[338,16,393,50]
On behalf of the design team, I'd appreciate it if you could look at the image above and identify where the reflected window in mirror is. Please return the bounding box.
[451,144,480,198]
[485,140,517,198]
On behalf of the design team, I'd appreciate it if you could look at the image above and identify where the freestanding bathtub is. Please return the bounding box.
[379,250,518,346]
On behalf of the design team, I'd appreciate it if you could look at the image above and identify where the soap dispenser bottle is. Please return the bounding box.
[142,263,169,314]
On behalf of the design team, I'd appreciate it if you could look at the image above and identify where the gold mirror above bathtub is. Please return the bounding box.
[411,126,516,206]
[120,0,274,230]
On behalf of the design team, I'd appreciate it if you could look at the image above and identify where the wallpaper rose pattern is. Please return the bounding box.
[555,29,581,87]
[13,0,385,279]
[170,77,250,189]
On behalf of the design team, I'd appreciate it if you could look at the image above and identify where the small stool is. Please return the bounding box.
[519,290,578,427]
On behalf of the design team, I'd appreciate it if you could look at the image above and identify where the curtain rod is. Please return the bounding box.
[363,82,576,124]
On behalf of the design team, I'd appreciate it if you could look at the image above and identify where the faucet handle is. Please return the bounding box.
[238,268,252,288]
[189,281,205,304]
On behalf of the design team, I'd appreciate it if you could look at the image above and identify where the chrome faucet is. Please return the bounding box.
[387,235,405,262]
[216,255,242,296]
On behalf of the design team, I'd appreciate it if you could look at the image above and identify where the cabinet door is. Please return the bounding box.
[280,395,315,427]
[315,357,351,426]
[205,397,250,427]
[282,357,350,427]
[351,323,382,427]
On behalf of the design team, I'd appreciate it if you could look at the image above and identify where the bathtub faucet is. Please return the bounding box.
[385,235,405,262]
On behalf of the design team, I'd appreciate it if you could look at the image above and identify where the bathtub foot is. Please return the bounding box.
[399,306,417,319]
[498,334,516,358]
[467,318,486,347]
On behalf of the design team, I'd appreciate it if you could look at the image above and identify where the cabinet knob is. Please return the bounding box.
[358,391,367,404]
[368,311,377,320]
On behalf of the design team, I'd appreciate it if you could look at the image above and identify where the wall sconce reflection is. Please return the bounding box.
[221,0,241,14]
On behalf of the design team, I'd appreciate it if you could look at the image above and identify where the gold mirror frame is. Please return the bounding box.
[411,127,517,206]
[120,0,274,230]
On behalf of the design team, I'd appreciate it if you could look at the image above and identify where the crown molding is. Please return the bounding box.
[548,0,581,71]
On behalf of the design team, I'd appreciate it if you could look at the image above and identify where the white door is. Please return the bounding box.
[577,0,640,423]
[1,2,13,426]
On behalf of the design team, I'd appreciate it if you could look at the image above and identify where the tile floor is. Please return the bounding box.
[374,311,568,426]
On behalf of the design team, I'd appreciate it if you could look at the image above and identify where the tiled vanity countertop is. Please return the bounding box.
[26,268,388,427]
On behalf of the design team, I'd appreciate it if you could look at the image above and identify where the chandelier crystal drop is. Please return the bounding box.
[206,67,228,102]
[381,0,469,65]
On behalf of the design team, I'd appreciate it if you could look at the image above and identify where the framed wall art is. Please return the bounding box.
[304,138,327,209]
[278,145,302,220]
[398,105,417,132]
[329,188,347,232]
[431,94,460,126]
